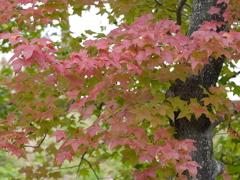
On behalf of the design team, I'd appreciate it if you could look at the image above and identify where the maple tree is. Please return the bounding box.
[0,0,240,179]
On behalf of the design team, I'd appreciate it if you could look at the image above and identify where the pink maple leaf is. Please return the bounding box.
[139,152,153,163]
[66,89,80,100]
[31,38,54,46]
[222,174,231,179]
[177,161,200,179]
[6,113,18,125]
[17,0,34,5]
[127,127,146,139]
[65,139,83,153]
[86,125,102,137]
[46,74,59,85]
[154,127,172,141]
[178,139,197,151]
[65,138,89,152]
[11,149,27,159]
[207,7,221,15]
[12,58,24,74]
[0,31,11,39]
[146,144,161,157]
[82,105,95,120]
[50,130,67,142]
[55,151,74,167]
[15,137,29,147]
[142,166,160,179]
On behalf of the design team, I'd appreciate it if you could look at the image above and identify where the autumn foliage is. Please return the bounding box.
[0,0,240,179]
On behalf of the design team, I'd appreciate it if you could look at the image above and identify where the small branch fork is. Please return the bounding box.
[76,152,101,180]
[83,158,100,180]
[75,151,100,179]
[24,133,47,148]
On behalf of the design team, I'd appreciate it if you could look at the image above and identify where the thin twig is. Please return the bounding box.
[166,9,176,12]
[24,133,47,148]
[214,133,228,135]
[176,0,188,25]
[76,152,87,178]
[137,0,162,9]
[213,121,231,136]
[212,114,240,136]
[50,166,89,171]
[154,0,162,6]
[83,158,100,180]
[184,3,192,9]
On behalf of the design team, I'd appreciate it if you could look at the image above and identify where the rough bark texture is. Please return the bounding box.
[166,0,227,179]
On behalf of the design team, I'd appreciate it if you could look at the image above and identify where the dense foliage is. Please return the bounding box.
[0,0,240,179]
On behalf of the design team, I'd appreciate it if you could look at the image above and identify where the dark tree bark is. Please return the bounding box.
[166,0,227,179]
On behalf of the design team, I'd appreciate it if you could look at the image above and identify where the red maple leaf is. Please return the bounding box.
[15,137,29,147]
[86,125,102,137]
[66,89,80,100]
[127,127,145,139]
[31,38,54,46]
[142,166,160,179]
[6,113,18,125]
[50,130,67,142]
[139,151,153,163]
[82,105,95,120]
[11,149,27,159]
[12,58,25,74]
[154,127,172,141]
[146,144,161,157]
[207,7,221,15]
[46,74,59,85]
[178,139,197,151]
[55,151,74,167]
[65,138,89,153]
[177,161,200,179]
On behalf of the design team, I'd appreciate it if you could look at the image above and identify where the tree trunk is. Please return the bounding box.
[166,0,227,179]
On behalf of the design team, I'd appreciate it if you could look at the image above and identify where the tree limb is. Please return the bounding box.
[176,0,188,25]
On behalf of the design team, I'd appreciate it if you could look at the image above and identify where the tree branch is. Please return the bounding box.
[176,0,188,25]
[50,165,88,171]
[83,158,100,180]
[24,133,47,148]
[76,151,87,178]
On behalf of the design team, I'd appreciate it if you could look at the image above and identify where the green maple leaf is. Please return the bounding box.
[79,169,90,178]
[121,149,138,166]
